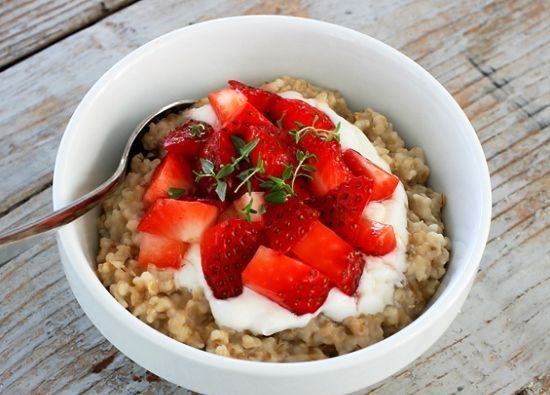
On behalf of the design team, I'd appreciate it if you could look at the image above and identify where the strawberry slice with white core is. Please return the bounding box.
[344,217,397,256]
[138,233,189,269]
[342,149,399,201]
[242,245,331,315]
[208,88,248,127]
[143,152,195,207]
[291,220,364,296]
[228,80,278,113]
[137,199,219,243]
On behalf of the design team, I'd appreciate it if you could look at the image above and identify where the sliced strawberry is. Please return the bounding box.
[313,175,395,256]
[163,119,213,157]
[201,219,265,299]
[225,102,274,136]
[242,245,331,315]
[344,218,397,256]
[313,175,374,229]
[291,220,364,296]
[208,88,273,132]
[233,191,266,222]
[138,233,189,269]
[228,80,278,113]
[200,128,236,167]
[307,145,353,196]
[208,88,248,127]
[263,198,320,253]
[195,128,237,198]
[137,199,219,243]
[266,96,335,132]
[343,149,400,201]
[143,152,195,206]
[242,123,295,177]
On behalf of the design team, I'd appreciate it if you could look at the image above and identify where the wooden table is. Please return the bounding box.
[0,0,548,393]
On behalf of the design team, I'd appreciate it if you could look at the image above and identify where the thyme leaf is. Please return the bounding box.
[168,187,186,199]
[194,138,260,201]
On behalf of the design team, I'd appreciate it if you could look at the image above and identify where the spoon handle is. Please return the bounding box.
[0,175,120,263]
[0,100,195,264]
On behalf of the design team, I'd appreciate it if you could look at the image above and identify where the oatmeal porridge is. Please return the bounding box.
[96,76,450,361]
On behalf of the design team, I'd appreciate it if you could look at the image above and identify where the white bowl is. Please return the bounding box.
[53,15,491,395]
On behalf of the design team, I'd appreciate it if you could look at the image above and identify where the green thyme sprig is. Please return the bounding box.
[260,167,296,204]
[234,157,266,194]
[189,122,209,138]
[167,187,186,199]
[289,120,342,144]
[291,150,316,189]
[194,137,259,201]
[260,150,317,204]
[241,197,267,223]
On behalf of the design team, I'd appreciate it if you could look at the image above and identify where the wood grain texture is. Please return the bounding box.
[0,0,138,69]
[0,0,548,394]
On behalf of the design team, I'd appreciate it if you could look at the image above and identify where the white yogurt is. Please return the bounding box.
[175,93,409,336]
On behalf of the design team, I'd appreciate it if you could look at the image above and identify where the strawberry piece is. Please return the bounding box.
[225,102,274,136]
[233,191,266,222]
[242,246,331,315]
[200,128,236,167]
[208,88,273,132]
[345,218,397,256]
[228,80,278,113]
[208,88,248,127]
[291,221,364,296]
[343,149,400,201]
[163,119,213,157]
[243,123,295,177]
[211,90,275,139]
[263,198,320,253]
[138,233,189,269]
[195,128,237,198]
[266,96,335,132]
[137,199,219,243]
[201,219,265,299]
[313,175,374,228]
[143,152,195,207]
[313,175,396,256]
[307,142,353,196]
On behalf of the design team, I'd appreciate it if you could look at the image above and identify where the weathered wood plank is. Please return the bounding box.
[0,0,138,69]
[0,0,548,394]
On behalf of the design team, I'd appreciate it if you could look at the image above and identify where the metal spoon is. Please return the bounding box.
[0,99,195,263]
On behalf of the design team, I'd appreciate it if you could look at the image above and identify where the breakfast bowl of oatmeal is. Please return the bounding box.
[53,16,491,395]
